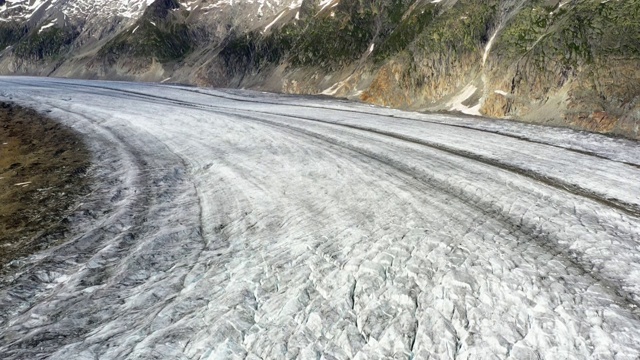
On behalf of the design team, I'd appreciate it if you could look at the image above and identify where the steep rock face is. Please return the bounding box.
[0,0,638,139]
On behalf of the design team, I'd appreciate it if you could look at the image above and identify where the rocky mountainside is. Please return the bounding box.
[1,0,638,139]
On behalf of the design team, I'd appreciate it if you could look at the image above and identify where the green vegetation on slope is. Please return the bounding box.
[14,27,79,61]
[386,0,498,96]
[372,4,436,62]
[480,0,640,136]
[219,25,296,74]
[413,1,498,56]
[288,7,376,70]
[98,0,193,63]
[220,0,428,74]
[495,0,640,67]
[220,7,377,72]
[0,23,27,50]
[99,21,192,63]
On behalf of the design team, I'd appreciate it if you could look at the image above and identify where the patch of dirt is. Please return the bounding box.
[0,103,91,268]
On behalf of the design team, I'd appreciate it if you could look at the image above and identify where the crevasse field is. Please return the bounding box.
[1,77,640,359]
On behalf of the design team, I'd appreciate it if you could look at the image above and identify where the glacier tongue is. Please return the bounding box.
[1,77,640,359]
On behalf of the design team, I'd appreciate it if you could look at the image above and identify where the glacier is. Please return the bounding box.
[0,77,639,359]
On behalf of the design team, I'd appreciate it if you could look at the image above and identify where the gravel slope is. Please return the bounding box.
[1,77,639,359]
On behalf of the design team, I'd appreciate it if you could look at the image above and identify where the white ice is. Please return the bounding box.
[0,77,639,359]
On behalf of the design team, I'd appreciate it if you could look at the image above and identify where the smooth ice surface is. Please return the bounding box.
[1,77,640,359]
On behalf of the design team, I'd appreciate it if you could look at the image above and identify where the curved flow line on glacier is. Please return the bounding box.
[16,79,637,218]
[24,79,640,312]
[0,98,207,357]
[19,78,639,170]
[2,77,640,358]
[192,109,640,314]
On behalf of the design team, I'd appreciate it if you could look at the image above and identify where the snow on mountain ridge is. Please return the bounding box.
[0,0,153,21]
[0,0,306,28]
[190,0,303,16]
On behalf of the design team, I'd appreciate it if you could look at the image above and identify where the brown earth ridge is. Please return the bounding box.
[0,103,91,269]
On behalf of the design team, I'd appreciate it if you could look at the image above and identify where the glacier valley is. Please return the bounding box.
[1,77,640,359]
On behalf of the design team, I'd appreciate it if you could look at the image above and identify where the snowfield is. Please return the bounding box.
[1,77,640,359]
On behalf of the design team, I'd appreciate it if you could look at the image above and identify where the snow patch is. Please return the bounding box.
[447,84,481,116]
[38,20,56,34]
[318,0,338,13]
[482,29,500,65]
[321,75,354,96]
[367,43,375,54]
[1,0,154,21]
[263,10,285,32]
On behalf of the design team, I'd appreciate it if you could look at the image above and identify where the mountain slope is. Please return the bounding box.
[1,0,638,139]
